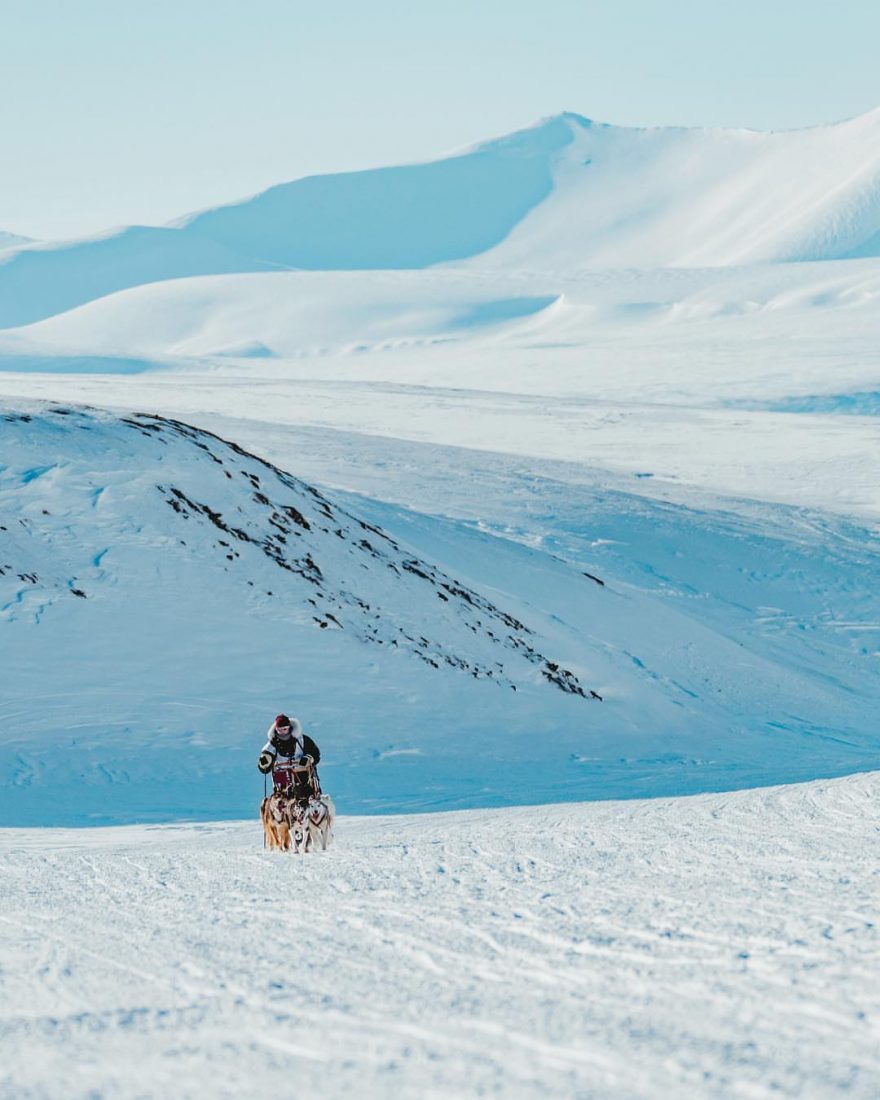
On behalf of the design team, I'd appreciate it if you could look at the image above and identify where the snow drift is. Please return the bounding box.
[4,257,880,376]
[0,270,560,361]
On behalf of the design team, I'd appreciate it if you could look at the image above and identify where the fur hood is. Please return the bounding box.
[267,716,302,738]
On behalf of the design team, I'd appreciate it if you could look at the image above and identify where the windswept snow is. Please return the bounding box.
[0,115,567,328]
[0,225,266,330]
[174,112,570,269]
[2,773,878,1100]
[482,109,880,270]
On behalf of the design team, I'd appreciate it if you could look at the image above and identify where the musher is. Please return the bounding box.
[257,714,322,804]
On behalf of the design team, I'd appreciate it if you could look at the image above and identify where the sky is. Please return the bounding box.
[2,0,880,240]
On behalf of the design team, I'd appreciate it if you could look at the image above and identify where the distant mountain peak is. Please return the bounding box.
[0,229,33,251]
[3,106,880,328]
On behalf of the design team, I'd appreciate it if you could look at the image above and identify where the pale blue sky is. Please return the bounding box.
[3,0,879,239]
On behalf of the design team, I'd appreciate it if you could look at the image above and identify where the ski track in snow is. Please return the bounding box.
[1,773,878,1100]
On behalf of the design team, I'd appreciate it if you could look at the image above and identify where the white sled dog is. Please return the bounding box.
[306,794,336,852]
[260,792,291,852]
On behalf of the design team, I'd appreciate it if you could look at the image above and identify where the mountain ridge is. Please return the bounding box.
[0,229,33,250]
[2,108,880,327]
[1,402,617,823]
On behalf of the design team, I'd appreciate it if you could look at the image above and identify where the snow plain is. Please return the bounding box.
[2,773,878,1100]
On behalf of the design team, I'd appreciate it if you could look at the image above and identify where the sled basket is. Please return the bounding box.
[272,759,319,799]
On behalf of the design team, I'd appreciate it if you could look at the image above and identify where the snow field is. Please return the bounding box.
[1,772,878,1099]
[3,256,880,519]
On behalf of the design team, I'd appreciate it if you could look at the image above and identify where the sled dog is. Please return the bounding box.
[260,793,291,851]
[306,795,336,852]
[287,801,308,854]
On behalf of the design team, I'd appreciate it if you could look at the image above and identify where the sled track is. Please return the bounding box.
[1,774,878,1099]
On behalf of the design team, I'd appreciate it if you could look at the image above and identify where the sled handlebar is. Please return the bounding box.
[272,758,314,773]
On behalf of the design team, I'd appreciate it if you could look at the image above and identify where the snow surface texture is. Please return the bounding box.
[1,773,878,1100]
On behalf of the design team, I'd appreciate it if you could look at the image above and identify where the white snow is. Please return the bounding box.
[4,110,880,326]
[0,406,609,825]
[2,773,878,1099]
[479,110,880,269]
[0,229,32,252]
[1,108,879,1098]
[3,404,878,827]
[3,250,880,514]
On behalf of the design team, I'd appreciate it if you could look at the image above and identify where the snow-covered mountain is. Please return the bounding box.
[179,108,880,270]
[3,101,878,1100]
[3,403,879,825]
[0,229,32,251]
[3,109,880,326]
[1,108,879,826]
[1,404,621,823]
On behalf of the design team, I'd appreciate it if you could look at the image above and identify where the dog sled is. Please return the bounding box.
[271,758,320,799]
[260,758,335,853]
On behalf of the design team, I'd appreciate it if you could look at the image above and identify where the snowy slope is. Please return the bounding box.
[0,226,269,329]
[1,403,630,825]
[3,109,880,326]
[3,403,879,826]
[2,772,878,1100]
[3,255,879,520]
[483,109,880,270]
[0,116,568,328]
[4,258,880,387]
[0,269,560,360]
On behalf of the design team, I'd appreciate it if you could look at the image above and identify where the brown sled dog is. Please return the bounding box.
[260,792,291,851]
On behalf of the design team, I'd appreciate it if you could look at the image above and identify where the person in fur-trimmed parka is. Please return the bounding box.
[257,714,321,802]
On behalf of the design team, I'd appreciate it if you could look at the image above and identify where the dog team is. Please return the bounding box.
[258,713,335,853]
[260,788,336,852]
